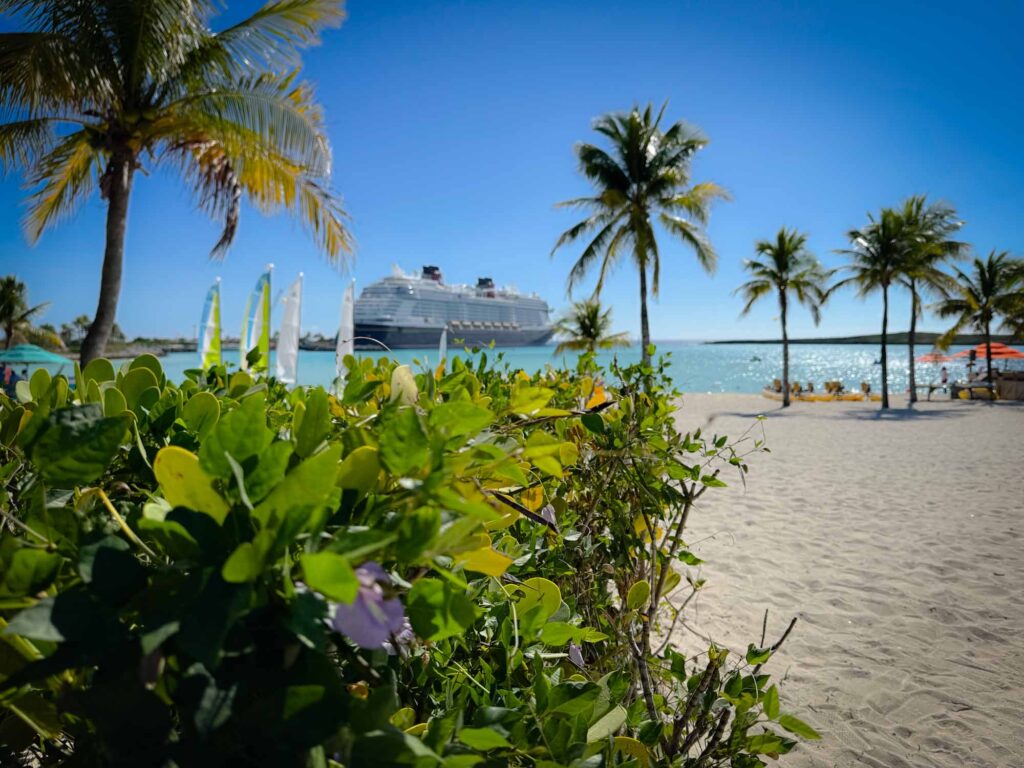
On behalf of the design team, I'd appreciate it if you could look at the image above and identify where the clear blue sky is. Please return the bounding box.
[2,0,1022,341]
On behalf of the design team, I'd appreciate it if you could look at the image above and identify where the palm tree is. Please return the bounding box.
[0,275,48,348]
[553,299,631,355]
[552,103,728,367]
[833,208,909,409]
[934,251,1024,383]
[894,196,965,403]
[0,0,351,364]
[736,228,829,407]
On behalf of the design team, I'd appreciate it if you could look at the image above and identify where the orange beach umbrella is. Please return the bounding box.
[915,351,951,363]
[952,342,1024,360]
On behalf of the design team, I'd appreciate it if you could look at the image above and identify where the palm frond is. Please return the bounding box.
[23,131,100,242]
[658,213,716,274]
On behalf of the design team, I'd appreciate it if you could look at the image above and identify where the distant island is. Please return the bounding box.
[708,332,1019,346]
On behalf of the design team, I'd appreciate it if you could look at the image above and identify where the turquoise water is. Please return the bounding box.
[145,342,1010,394]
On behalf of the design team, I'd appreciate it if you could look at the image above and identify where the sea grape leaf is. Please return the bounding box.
[102,386,127,417]
[745,644,772,665]
[587,705,627,743]
[153,446,231,523]
[407,578,476,641]
[295,387,331,458]
[301,552,359,603]
[252,444,343,531]
[119,367,159,409]
[539,622,607,646]
[777,714,821,740]
[29,369,50,401]
[763,685,780,720]
[379,407,429,477]
[81,357,115,389]
[28,405,128,485]
[428,402,492,439]
[199,394,273,478]
[183,391,220,438]
[336,445,380,494]
[458,726,511,750]
[0,548,61,598]
[245,441,294,504]
[455,544,513,578]
[626,581,650,611]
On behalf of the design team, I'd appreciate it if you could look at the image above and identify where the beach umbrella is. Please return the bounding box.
[952,342,1024,359]
[0,344,71,365]
[916,351,951,363]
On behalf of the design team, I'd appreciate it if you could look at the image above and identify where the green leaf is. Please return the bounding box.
[153,446,231,523]
[102,386,127,417]
[580,412,605,434]
[129,353,163,381]
[0,548,60,598]
[379,407,429,477]
[763,685,780,720]
[120,367,160,409]
[28,405,128,485]
[199,395,273,478]
[745,644,771,665]
[546,681,600,716]
[81,358,115,389]
[335,445,380,494]
[428,402,493,438]
[777,714,821,740]
[251,444,342,532]
[700,474,727,488]
[29,369,50,401]
[301,552,358,603]
[295,387,331,458]
[457,726,511,751]
[407,578,476,641]
[245,441,294,504]
[222,542,263,583]
[183,391,220,438]
[587,704,627,742]
[539,622,606,646]
[626,581,650,611]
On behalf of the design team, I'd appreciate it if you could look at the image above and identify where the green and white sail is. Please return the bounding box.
[241,268,272,372]
[275,273,303,384]
[198,278,222,368]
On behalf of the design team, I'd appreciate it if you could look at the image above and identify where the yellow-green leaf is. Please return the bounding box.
[153,446,231,524]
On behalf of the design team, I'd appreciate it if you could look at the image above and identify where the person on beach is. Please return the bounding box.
[940,366,949,385]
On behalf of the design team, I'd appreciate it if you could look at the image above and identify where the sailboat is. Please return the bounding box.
[240,267,272,371]
[336,280,355,383]
[276,274,303,384]
[198,278,222,368]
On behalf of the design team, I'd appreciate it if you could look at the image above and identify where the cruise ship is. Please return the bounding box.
[354,266,554,349]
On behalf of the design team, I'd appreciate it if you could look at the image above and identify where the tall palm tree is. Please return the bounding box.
[0,275,48,348]
[552,103,728,367]
[934,251,1024,383]
[894,196,965,403]
[833,208,909,409]
[553,298,631,356]
[736,228,829,407]
[0,0,351,364]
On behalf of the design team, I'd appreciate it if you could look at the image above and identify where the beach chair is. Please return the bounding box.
[860,382,871,396]
[771,378,782,393]
[806,381,815,393]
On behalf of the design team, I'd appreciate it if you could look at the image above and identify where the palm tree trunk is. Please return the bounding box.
[80,153,135,366]
[780,291,790,408]
[639,263,651,368]
[908,284,918,404]
[880,284,889,409]
[985,323,992,383]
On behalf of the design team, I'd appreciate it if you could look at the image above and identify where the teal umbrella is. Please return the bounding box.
[0,344,71,365]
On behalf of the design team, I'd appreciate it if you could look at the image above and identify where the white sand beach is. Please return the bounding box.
[674,394,1024,768]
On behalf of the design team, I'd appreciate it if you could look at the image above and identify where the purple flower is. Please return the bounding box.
[330,562,407,650]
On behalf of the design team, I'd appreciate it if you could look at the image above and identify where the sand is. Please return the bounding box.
[672,393,1024,768]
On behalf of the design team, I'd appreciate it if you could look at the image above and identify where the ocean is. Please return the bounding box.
[147,342,1012,395]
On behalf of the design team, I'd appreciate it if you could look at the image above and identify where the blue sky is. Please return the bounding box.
[2,0,1022,341]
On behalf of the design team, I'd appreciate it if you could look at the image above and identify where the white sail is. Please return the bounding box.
[336,280,355,381]
[275,273,303,384]
[198,278,222,368]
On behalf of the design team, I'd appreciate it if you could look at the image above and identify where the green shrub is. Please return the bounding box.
[0,350,817,766]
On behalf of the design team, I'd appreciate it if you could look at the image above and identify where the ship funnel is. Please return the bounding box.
[422,265,443,283]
